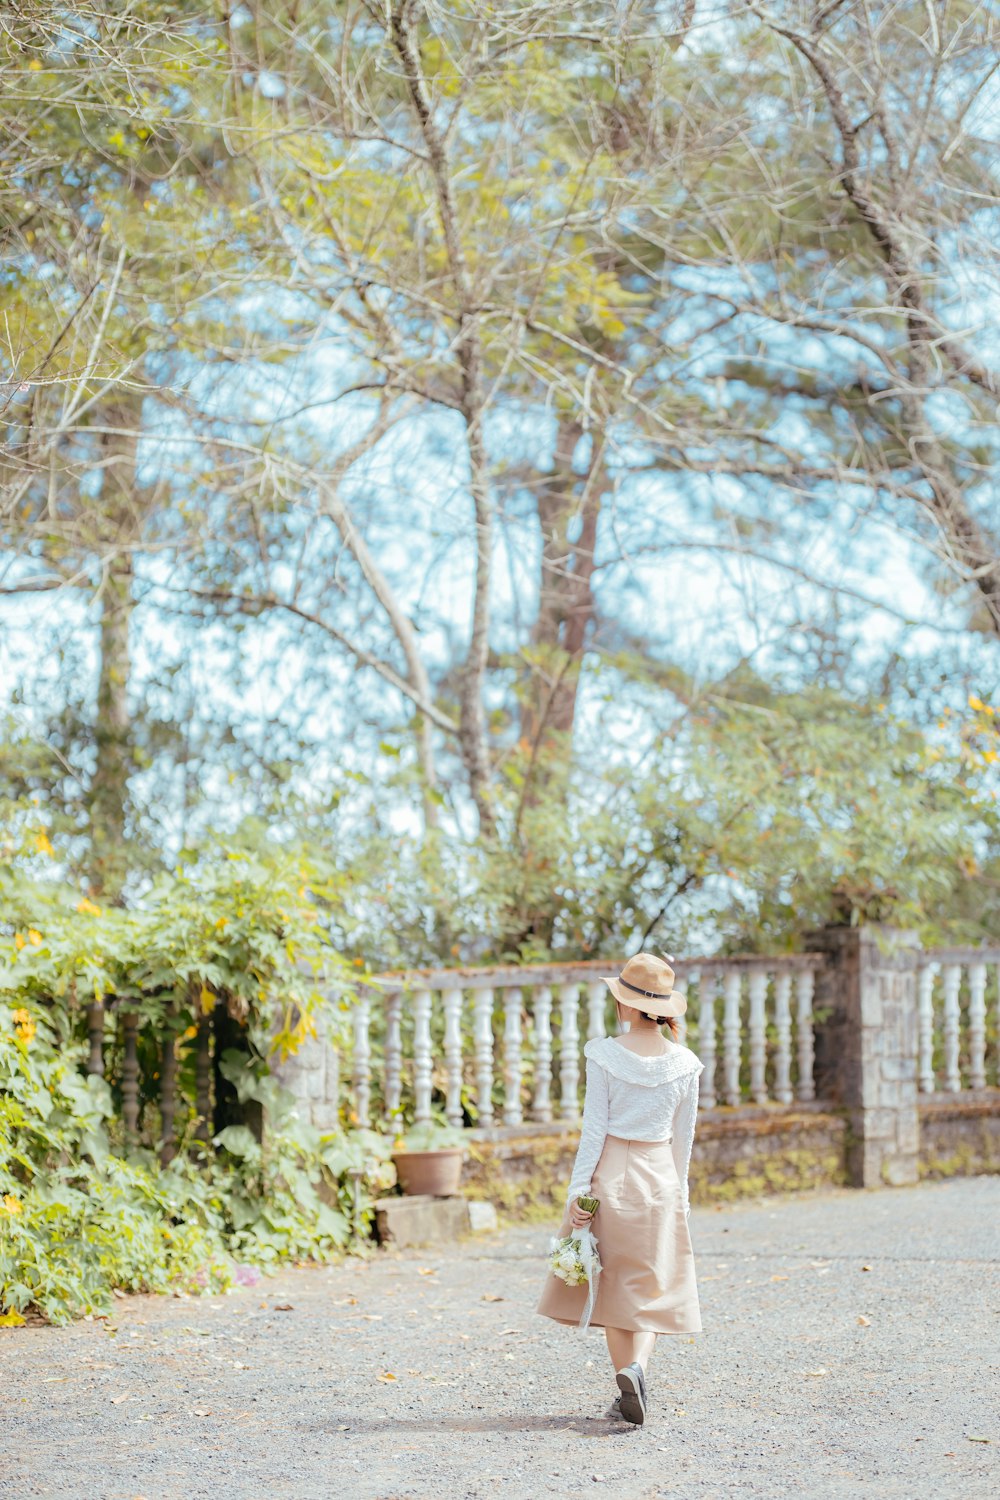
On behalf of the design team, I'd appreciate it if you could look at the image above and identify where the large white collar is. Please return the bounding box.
[584,1035,704,1088]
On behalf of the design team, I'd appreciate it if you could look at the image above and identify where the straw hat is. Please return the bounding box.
[601,952,686,1019]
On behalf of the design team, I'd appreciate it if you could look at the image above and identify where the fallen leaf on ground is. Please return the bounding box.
[112,1288,127,1299]
[861,1264,872,1272]
[803,1368,829,1377]
[417,1267,436,1276]
[499,1328,522,1336]
[966,1436,991,1443]
[377,1372,397,1383]
[109,1394,132,1405]
[42,1377,68,1383]
[361,1313,383,1321]
[771,1275,789,1282]
[272,1304,294,1312]
[857,1316,871,1326]
[193,1408,212,1417]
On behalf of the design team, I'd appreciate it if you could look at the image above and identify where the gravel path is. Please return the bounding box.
[3,1175,998,1500]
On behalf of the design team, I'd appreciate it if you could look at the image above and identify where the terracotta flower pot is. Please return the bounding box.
[391,1147,465,1197]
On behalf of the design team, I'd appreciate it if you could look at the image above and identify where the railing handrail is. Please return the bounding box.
[918,946,1000,964]
[361,951,827,992]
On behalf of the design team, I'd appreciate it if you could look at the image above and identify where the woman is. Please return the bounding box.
[536,952,704,1426]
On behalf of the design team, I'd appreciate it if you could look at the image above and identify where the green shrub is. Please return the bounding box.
[0,999,394,1324]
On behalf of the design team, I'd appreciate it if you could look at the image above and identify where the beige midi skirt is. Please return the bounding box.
[536,1135,701,1335]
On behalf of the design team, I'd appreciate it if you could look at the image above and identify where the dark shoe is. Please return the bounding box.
[615,1362,647,1426]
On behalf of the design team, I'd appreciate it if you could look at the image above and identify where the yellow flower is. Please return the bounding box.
[14,933,25,951]
[12,1009,31,1025]
[1,1195,22,1216]
[16,1021,36,1044]
[76,897,102,915]
[27,930,42,947]
[34,832,54,857]
[968,694,986,712]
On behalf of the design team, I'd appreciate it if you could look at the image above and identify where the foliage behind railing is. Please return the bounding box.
[0,849,396,1324]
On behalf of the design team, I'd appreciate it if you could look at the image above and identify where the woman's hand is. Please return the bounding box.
[568,1198,595,1230]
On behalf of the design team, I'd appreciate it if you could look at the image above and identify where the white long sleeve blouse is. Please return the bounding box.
[566,1036,705,1214]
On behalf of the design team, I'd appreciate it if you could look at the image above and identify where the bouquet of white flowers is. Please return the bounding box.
[548,1196,602,1329]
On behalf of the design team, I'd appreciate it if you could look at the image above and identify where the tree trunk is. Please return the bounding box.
[87,405,138,898]
[519,421,604,754]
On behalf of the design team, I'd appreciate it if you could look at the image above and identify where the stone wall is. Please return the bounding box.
[810,926,920,1187]
[461,1105,850,1215]
[919,1094,1000,1179]
[461,1095,1000,1215]
[269,1007,342,1131]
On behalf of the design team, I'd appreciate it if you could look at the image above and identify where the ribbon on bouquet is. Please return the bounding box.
[573,1226,601,1330]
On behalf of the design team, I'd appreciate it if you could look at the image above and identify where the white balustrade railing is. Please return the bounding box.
[917,949,1000,1094]
[338,956,825,1133]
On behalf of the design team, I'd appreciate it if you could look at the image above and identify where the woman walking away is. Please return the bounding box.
[536,953,704,1426]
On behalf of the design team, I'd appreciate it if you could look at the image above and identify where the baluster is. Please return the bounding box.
[558,983,581,1121]
[532,984,553,1123]
[383,990,403,1121]
[121,1011,139,1146]
[195,1011,212,1131]
[674,968,689,1046]
[473,987,495,1125]
[503,987,524,1125]
[941,963,962,1092]
[968,963,987,1090]
[773,971,793,1105]
[442,987,464,1126]
[698,971,718,1109]
[87,999,105,1076]
[722,969,742,1105]
[917,964,937,1094]
[795,969,815,1102]
[586,982,606,1040]
[160,1027,177,1165]
[748,969,768,1103]
[352,994,372,1127]
[412,988,433,1123]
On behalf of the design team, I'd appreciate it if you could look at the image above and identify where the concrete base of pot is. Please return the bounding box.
[374,1194,498,1247]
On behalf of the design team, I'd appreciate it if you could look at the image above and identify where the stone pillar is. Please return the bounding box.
[269,1005,342,1133]
[809,925,920,1187]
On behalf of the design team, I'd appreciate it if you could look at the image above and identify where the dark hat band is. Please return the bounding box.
[618,975,673,1001]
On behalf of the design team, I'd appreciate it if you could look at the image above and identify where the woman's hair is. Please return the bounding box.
[638,1010,680,1041]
